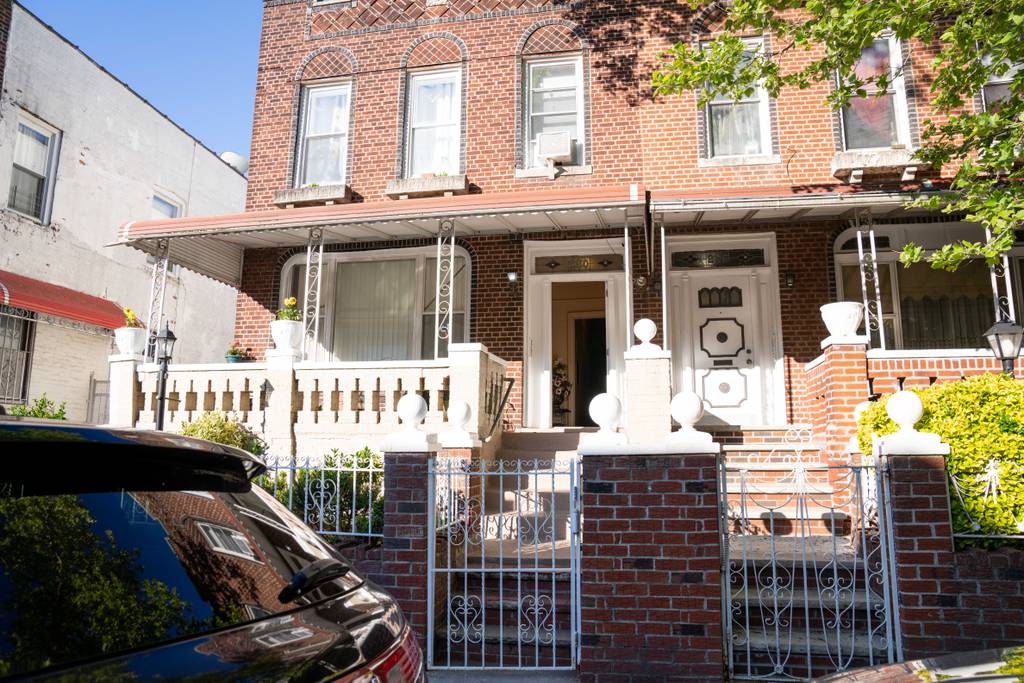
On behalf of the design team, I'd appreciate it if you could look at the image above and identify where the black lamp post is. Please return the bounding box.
[154,325,177,431]
[984,318,1024,375]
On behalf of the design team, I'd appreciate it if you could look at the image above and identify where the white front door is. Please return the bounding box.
[675,269,777,425]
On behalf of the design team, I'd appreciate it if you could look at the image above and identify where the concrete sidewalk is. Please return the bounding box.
[428,672,578,682]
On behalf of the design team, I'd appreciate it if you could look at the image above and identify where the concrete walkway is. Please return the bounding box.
[428,671,578,682]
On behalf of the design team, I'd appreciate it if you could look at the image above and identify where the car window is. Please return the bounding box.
[0,484,362,678]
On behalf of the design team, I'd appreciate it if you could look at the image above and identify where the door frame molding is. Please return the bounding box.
[666,232,786,425]
[523,239,627,429]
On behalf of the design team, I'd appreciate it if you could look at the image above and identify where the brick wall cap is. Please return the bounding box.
[579,442,721,456]
[821,334,870,350]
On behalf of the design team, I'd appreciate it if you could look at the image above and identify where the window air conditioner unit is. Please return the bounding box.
[535,131,574,165]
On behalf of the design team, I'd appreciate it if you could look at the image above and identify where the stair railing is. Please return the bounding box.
[484,377,515,441]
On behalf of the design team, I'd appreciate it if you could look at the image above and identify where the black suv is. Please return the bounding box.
[0,419,423,682]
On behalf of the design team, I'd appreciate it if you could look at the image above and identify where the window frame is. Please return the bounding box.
[279,245,472,362]
[0,306,36,404]
[980,57,1021,112]
[151,193,181,220]
[833,224,1024,351]
[838,34,912,152]
[702,37,773,160]
[9,110,61,224]
[196,521,259,561]
[524,54,586,169]
[404,66,462,179]
[295,81,353,189]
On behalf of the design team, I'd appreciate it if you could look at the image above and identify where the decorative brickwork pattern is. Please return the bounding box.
[308,0,567,37]
[887,454,1024,657]
[580,453,724,682]
[299,46,357,79]
[406,36,464,67]
[522,23,579,54]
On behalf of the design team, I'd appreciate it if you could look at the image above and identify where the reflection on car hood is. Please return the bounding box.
[814,644,1024,682]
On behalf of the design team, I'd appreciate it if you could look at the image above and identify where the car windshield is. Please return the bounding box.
[0,476,362,677]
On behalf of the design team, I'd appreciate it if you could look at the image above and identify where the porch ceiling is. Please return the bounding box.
[112,185,647,286]
[651,185,944,227]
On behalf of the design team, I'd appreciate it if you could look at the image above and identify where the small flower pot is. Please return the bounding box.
[225,355,244,363]
[271,319,303,352]
[114,327,146,356]
[820,301,864,338]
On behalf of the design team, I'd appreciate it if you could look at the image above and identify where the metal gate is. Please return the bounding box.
[719,458,901,680]
[427,455,582,671]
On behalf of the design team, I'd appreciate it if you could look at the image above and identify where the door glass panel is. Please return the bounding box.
[332,259,416,361]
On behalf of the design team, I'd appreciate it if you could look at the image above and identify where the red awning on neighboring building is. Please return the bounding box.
[0,270,124,330]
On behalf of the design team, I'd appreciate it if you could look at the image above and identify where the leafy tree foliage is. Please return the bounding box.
[653,0,1024,271]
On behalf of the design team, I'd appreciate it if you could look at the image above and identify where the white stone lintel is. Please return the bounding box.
[821,334,870,350]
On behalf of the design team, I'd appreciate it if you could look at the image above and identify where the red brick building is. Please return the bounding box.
[115,1,1022,449]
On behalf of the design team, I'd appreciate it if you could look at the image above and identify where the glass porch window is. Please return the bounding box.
[526,57,584,167]
[841,37,907,150]
[298,83,351,187]
[332,259,417,362]
[421,256,468,360]
[406,70,460,178]
[705,39,770,158]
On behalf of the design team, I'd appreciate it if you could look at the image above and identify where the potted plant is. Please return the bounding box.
[114,307,147,356]
[224,344,251,363]
[271,296,303,352]
[552,357,572,426]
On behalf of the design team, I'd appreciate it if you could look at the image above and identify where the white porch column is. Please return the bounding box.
[623,223,634,352]
[855,209,886,349]
[144,238,169,363]
[107,354,141,427]
[434,218,456,359]
[263,347,299,461]
[623,319,673,445]
[301,226,325,362]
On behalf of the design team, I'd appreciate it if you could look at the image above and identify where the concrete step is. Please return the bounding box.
[494,449,579,463]
[734,586,880,609]
[501,429,591,452]
[741,629,878,659]
[727,535,866,565]
[440,623,574,648]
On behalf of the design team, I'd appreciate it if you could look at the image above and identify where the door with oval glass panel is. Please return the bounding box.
[684,271,770,426]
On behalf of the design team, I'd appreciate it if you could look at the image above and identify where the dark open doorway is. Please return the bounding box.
[573,317,607,427]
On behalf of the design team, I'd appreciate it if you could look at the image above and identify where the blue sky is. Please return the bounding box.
[20,0,262,159]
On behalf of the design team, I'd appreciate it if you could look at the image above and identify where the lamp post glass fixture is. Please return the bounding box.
[984,318,1024,375]
[154,325,177,430]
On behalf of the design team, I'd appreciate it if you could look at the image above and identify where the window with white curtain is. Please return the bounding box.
[406,69,461,178]
[8,112,60,223]
[839,35,910,150]
[981,57,1020,112]
[297,82,351,187]
[526,56,585,167]
[280,247,471,362]
[704,38,772,158]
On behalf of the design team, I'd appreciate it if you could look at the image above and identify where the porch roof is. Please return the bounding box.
[651,183,946,225]
[112,185,647,286]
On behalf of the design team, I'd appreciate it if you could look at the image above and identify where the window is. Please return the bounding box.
[0,307,35,404]
[255,627,313,647]
[840,36,910,150]
[8,112,60,222]
[525,56,585,167]
[280,247,471,362]
[196,522,258,560]
[406,69,461,178]
[982,58,1020,112]
[704,38,772,158]
[297,83,352,188]
[151,194,180,220]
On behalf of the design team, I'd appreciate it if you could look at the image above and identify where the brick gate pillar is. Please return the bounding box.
[578,439,724,682]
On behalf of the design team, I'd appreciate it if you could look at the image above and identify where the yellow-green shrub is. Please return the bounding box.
[857,374,1024,545]
[180,412,266,456]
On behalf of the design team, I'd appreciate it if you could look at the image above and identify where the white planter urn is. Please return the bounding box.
[270,319,303,352]
[820,302,864,338]
[114,327,146,356]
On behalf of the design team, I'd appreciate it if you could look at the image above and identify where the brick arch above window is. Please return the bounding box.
[296,46,357,81]
[688,1,730,41]
[518,20,588,56]
[401,32,468,69]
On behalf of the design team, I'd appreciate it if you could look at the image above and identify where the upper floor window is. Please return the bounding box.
[525,56,585,168]
[8,112,60,223]
[297,82,352,188]
[982,58,1020,112]
[196,522,257,561]
[406,68,461,178]
[840,36,910,150]
[151,194,180,220]
[704,39,772,158]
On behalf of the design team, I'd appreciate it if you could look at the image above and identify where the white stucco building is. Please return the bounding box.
[0,2,247,421]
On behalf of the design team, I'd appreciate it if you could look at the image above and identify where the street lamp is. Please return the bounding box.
[984,318,1023,375]
[154,325,177,431]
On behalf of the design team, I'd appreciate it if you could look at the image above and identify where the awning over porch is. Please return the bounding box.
[0,269,123,329]
[112,185,648,286]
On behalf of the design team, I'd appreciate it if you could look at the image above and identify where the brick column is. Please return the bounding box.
[809,336,870,463]
[373,450,433,651]
[579,450,724,682]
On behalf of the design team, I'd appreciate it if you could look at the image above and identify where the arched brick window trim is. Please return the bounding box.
[514,20,591,170]
[395,33,469,179]
[288,47,359,188]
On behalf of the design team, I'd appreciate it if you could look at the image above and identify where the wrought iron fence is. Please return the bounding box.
[256,450,384,539]
[948,458,1024,542]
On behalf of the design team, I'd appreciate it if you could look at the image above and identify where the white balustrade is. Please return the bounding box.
[136,363,268,433]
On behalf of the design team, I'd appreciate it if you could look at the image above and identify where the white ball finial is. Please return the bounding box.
[588,393,621,434]
[634,318,657,346]
[447,399,471,431]
[671,392,704,430]
[397,392,428,431]
[886,391,923,433]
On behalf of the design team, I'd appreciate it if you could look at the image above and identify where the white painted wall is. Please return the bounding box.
[0,5,247,418]
[28,321,112,421]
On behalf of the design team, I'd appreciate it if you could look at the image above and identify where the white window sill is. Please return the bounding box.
[515,165,593,179]
[273,184,352,207]
[698,154,781,168]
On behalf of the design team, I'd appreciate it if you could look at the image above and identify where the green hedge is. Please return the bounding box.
[858,374,1024,547]
[180,412,266,456]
